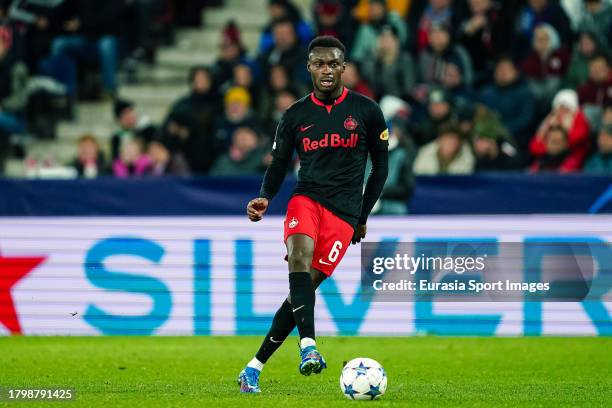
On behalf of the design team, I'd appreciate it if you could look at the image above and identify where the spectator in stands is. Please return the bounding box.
[583,123,612,174]
[71,134,108,178]
[147,139,189,176]
[258,17,309,86]
[413,0,455,52]
[529,125,576,172]
[212,21,258,87]
[342,62,375,99]
[353,0,410,21]
[418,24,473,89]
[164,66,221,174]
[265,89,297,141]
[210,127,266,176]
[414,121,475,174]
[229,63,261,107]
[442,62,474,103]
[259,0,314,53]
[472,109,521,171]
[478,56,535,149]
[530,89,591,172]
[0,22,28,170]
[413,87,455,146]
[579,0,612,48]
[521,23,570,117]
[50,0,125,98]
[351,0,408,63]
[111,99,156,161]
[125,0,169,65]
[112,138,152,178]
[565,30,604,90]
[312,0,355,52]
[367,96,415,214]
[5,0,65,72]
[260,64,305,127]
[215,86,262,149]
[577,54,612,125]
[362,25,415,101]
[0,25,26,163]
[514,0,572,59]
[456,0,513,86]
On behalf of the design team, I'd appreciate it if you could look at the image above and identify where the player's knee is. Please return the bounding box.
[287,249,313,272]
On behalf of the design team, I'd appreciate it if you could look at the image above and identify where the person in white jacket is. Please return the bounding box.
[414,121,475,175]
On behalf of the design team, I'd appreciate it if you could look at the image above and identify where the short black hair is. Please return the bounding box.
[308,35,346,56]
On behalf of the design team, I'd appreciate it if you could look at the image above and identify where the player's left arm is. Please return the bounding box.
[354,102,389,244]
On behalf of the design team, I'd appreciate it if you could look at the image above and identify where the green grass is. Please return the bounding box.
[0,336,610,407]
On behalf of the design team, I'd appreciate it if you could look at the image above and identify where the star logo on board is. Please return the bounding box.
[0,249,46,334]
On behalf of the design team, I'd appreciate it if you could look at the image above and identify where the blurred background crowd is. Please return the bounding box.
[0,0,611,211]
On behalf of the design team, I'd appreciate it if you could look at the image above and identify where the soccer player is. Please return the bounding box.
[238,36,389,393]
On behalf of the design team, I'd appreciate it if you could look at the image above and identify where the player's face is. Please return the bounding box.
[307,47,346,96]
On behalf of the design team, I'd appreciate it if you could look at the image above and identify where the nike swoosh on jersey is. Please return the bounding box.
[299,124,314,132]
[292,305,305,312]
[318,258,332,265]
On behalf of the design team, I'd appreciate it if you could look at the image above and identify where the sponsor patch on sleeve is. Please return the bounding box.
[379,129,389,141]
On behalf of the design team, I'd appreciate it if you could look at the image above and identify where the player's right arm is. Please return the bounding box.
[246,110,296,222]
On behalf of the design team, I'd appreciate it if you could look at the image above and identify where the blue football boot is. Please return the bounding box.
[299,345,327,376]
[237,366,261,393]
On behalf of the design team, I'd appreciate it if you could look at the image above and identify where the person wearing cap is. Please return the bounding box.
[212,21,259,87]
[351,0,408,64]
[583,123,612,174]
[110,99,156,161]
[521,23,571,116]
[361,24,416,100]
[313,0,354,51]
[215,86,263,151]
[514,0,572,59]
[530,89,590,170]
[472,110,521,172]
[413,87,455,147]
[478,56,535,149]
[414,121,475,175]
[364,106,415,215]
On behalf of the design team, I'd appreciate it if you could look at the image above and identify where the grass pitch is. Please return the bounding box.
[0,336,610,407]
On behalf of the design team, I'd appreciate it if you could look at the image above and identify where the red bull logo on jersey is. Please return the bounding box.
[302,133,359,152]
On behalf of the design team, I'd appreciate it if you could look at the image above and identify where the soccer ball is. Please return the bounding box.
[339,357,387,400]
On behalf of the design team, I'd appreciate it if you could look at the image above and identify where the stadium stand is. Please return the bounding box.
[0,0,611,189]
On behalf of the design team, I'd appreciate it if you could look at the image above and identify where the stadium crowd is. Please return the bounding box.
[0,0,611,205]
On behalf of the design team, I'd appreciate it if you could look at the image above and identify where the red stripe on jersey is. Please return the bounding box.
[310,87,350,113]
